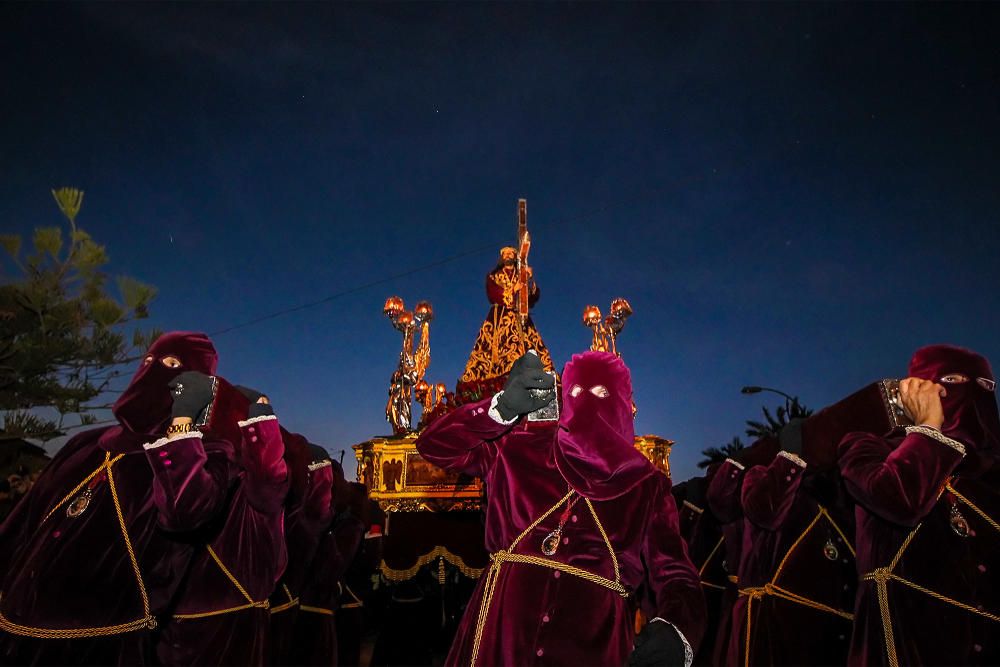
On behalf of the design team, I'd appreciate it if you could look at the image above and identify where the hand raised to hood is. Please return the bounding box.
[168,371,215,420]
[496,351,555,421]
[235,385,275,418]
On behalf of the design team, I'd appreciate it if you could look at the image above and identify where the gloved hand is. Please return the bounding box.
[627,620,688,667]
[235,385,275,418]
[778,418,805,456]
[168,371,215,420]
[495,351,555,421]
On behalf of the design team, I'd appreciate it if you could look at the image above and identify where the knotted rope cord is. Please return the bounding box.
[739,506,856,667]
[861,480,1000,667]
[172,545,270,619]
[469,490,626,666]
[270,584,300,615]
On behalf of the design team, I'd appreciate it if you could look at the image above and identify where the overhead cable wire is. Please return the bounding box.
[209,242,498,336]
[209,166,720,338]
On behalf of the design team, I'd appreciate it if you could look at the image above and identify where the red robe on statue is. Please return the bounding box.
[456,263,554,405]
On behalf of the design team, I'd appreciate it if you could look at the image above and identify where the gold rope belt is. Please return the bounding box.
[270,585,300,615]
[698,535,729,591]
[468,490,626,666]
[299,605,334,616]
[270,599,300,614]
[172,545,269,620]
[488,551,628,596]
[0,453,158,639]
[341,584,364,610]
[0,593,156,639]
[738,506,856,667]
[861,481,1000,667]
[698,536,724,577]
[173,600,269,620]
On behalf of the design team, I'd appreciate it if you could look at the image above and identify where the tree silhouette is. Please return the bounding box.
[698,436,746,469]
[694,396,813,471]
[744,397,812,440]
[1,188,158,441]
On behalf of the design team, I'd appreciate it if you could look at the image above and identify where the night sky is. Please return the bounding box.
[3,3,999,482]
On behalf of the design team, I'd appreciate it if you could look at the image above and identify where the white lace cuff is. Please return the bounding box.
[488,392,518,425]
[905,425,966,456]
[143,431,204,450]
[777,450,807,468]
[650,618,694,667]
[238,414,278,427]
[308,460,331,471]
[724,457,745,471]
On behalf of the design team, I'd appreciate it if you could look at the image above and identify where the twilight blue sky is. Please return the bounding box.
[3,3,999,481]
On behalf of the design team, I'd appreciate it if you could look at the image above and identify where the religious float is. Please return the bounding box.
[352,199,674,654]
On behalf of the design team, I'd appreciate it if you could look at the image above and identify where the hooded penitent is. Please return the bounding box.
[329,457,349,512]
[554,351,656,500]
[112,331,218,435]
[908,344,1000,456]
[280,428,314,502]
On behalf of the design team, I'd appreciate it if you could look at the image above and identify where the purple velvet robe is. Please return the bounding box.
[677,499,725,667]
[0,426,236,666]
[269,456,334,666]
[839,429,1000,666]
[676,476,725,667]
[705,458,747,667]
[416,398,705,667]
[289,511,364,666]
[727,452,855,666]
[156,414,289,666]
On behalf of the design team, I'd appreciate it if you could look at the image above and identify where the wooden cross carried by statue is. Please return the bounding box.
[515,198,531,335]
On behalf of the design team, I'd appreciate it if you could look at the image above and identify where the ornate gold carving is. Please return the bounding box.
[634,434,674,479]
[352,434,484,513]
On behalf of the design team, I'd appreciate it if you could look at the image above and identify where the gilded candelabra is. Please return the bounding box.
[582,298,633,356]
[384,297,433,435]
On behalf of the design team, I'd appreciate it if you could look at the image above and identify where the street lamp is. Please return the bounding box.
[740,385,796,403]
